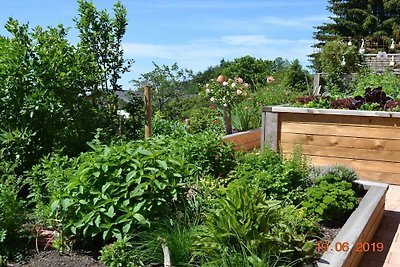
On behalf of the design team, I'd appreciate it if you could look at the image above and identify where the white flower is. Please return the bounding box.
[222,96,226,101]
[206,83,209,88]
[222,81,228,86]
[236,89,242,95]
[231,82,236,88]
[206,88,210,94]
[210,97,216,102]
[223,103,228,107]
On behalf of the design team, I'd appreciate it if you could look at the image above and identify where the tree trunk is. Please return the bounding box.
[223,106,233,134]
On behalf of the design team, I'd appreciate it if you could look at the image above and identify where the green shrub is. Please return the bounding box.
[28,154,77,218]
[230,148,310,204]
[308,165,358,185]
[33,131,234,245]
[174,131,237,178]
[193,184,316,265]
[46,138,191,243]
[354,71,400,98]
[0,179,28,264]
[302,174,358,222]
[100,239,144,267]
[152,112,188,137]
[187,106,224,134]
[0,128,36,177]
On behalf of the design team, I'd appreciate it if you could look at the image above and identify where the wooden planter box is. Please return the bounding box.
[262,106,400,185]
[318,181,388,267]
[223,128,261,151]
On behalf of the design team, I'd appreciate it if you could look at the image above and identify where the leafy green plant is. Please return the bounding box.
[352,70,400,99]
[302,174,358,222]
[231,99,261,131]
[308,165,358,185]
[173,131,237,178]
[100,239,145,267]
[0,179,28,264]
[187,106,224,134]
[0,128,36,177]
[230,148,310,204]
[193,184,316,265]
[318,40,362,92]
[152,112,188,137]
[47,138,191,243]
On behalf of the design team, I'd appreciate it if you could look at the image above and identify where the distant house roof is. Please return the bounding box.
[116,90,142,104]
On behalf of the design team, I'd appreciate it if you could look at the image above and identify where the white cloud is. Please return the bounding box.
[259,15,330,29]
[220,35,313,46]
[123,35,315,81]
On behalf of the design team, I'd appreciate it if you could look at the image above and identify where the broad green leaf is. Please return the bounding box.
[133,213,147,224]
[106,206,115,218]
[122,222,131,234]
[95,215,101,228]
[112,229,122,240]
[131,183,146,197]
[156,160,168,170]
[136,148,152,156]
[126,170,136,182]
[50,200,60,212]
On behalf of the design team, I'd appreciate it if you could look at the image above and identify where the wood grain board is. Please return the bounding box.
[269,111,400,184]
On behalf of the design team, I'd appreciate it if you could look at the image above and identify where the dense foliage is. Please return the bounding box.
[312,0,400,70]
[0,0,368,265]
[302,174,358,222]
[293,87,400,111]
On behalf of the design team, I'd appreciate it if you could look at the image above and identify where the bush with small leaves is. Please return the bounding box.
[302,174,358,222]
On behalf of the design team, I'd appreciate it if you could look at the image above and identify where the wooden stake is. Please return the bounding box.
[144,85,152,138]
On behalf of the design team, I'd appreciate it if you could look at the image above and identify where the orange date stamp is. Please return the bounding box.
[316,242,384,252]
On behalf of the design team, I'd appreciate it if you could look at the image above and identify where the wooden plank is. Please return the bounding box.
[303,156,400,174]
[318,185,388,267]
[281,143,400,163]
[303,157,400,184]
[345,198,385,267]
[231,140,261,151]
[281,122,400,140]
[264,106,400,118]
[281,133,400,151]
[261,111,266,149]
[264,112,279,151]
[357,171,400,185]
[224,129,261,144]
[279,113,400,128]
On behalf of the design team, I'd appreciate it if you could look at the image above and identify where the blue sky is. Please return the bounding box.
[0,0,331,90]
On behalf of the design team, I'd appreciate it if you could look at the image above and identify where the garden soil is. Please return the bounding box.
[10,250,104,267]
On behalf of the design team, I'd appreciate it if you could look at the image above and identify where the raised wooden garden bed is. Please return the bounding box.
[223,128,261,151]
[262,106,400,185]
[317,181,388,267]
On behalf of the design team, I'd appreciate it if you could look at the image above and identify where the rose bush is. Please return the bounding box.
[204,75,250,134]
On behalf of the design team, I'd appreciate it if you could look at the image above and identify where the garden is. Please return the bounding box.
[1,0,400,266]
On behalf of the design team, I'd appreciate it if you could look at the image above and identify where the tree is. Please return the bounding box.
[74,0,133,121]
[0,0,134,175]
[283,60,312,92]
[131,62,194,114]
[0,18,102,174]
[75,0,133,93]
[222,55,274,90]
